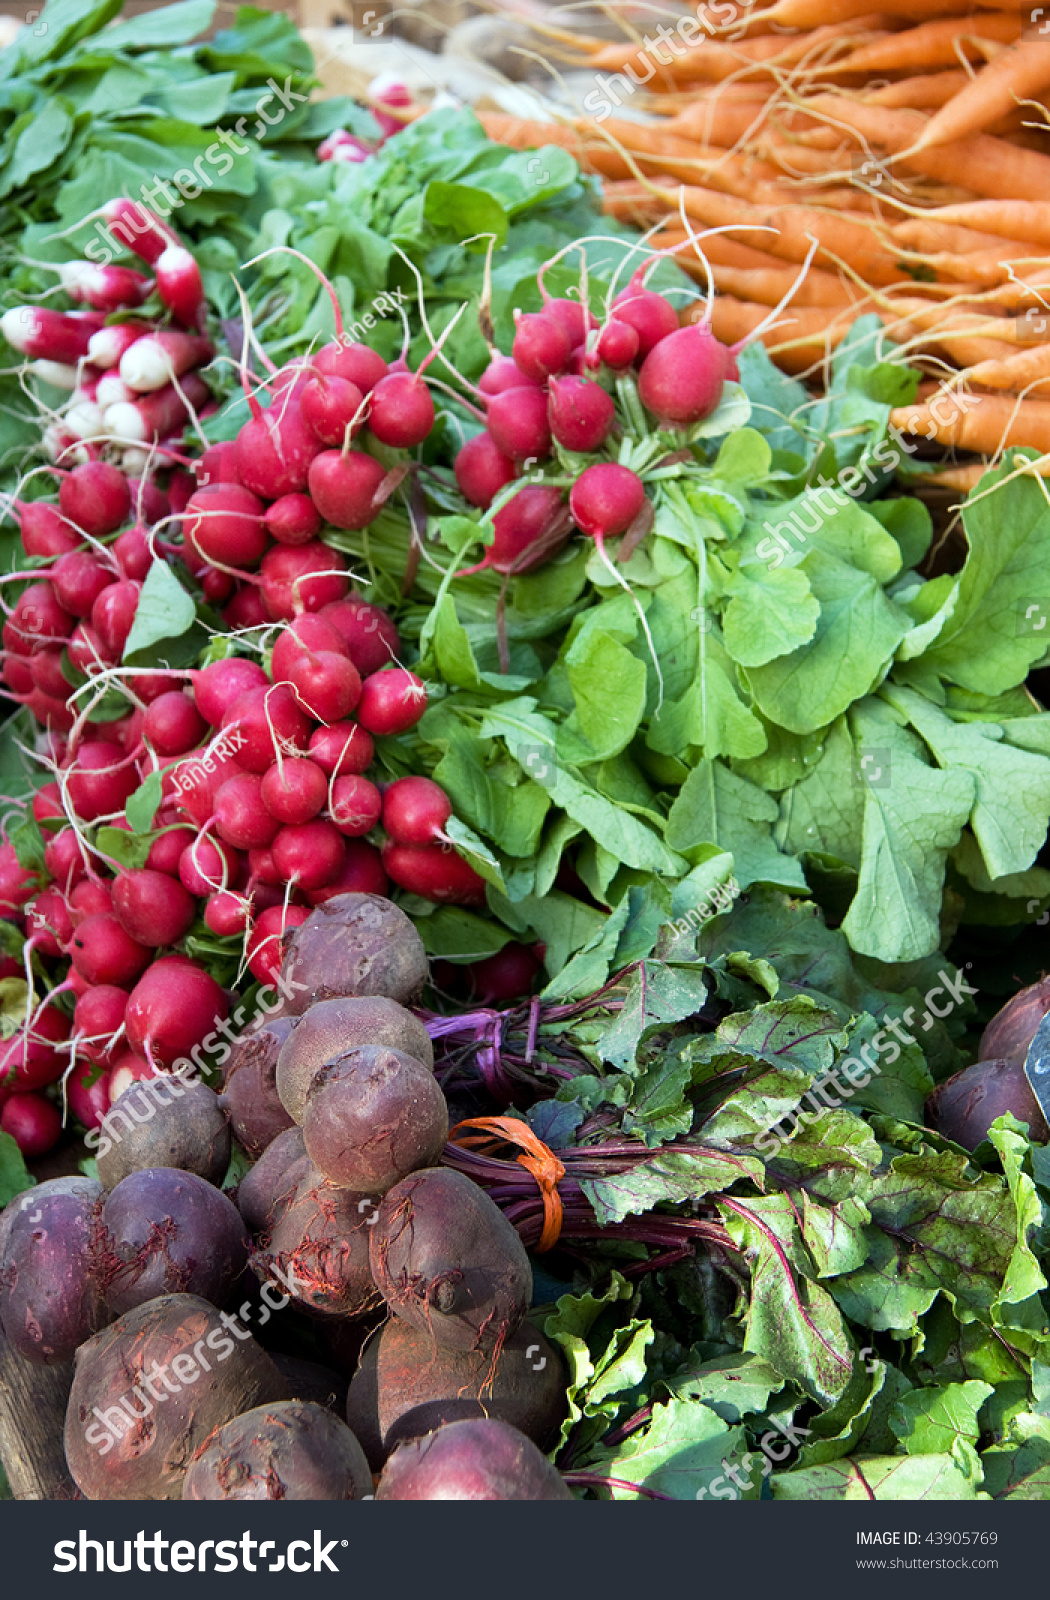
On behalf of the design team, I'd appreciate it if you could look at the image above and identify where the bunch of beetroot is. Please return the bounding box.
[453,264,736,577]
[0,893,570,1500]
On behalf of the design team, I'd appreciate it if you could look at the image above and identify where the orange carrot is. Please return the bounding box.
[962,342,1050,389]
[863,72,970,109]
[583,23,886,83]
[890,393,1050,453]
[914,39,1050,149]
[824,12,1024,75]
[803,94,1050,201]
[908,199,1050,247]
[706,295,862,370]
[709,262,859,306]
[765,0,1030,28]
[891,215,1038,255]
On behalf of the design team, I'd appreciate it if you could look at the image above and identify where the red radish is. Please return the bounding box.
[31,783,63,825]
[247,846,281,885]
[25,888,74,958]
[51,552,114,618]
[611,274,678,356]
[193,657,268,726]
[233,396,322,499]
[471,484,567,576]
[101,199,178,265]
[44,827,88,889]
[69,879,113,922]
[155,245,206,330]
[279,646,360,723]
[486,387,552,462]
[214,772,280,850]
[315,341,388,393]
[320,599,399,675]
[221,683,311,773]
[105,373,210,442]
[1,307,104,362]
[57,261,152,312]
[196,441,241,488]
[95,372,133,409]
[3,655,32,696]
[19,501,79,559]
[264,493,321,546]
[178,834,239,896]
[106,1051,153,1105]
[260,757,328,824]
[130,475,173,527]
[119,331,212,393]
[247,903,310,985]
[382,776,452,846]
[317,128,371,162]
[468,941,542,1003]
[26,689,75,730]
[87,321,148,370]
[454,432,515,509]
[0,1006,70,1092]
[64,741,138,820]
[356,667,427,736]
[74,985,128,1066]
[223,586,270,630]
[367,370,435,449]
[637,323,727,425]
[29,358,80,389]
[260,541,350,620]
[67,1058,111,1130]
[69,911,151,987]
[547,376,615,452]
[183,482,267,569]
[300,374,365,447]
[68,621,111,673]
[113,525,152,582]
[569,462,646,540]
[478,356,542,396]
[511,312,570,382]
[1,1092,61,1157]
[306,838,387,903]
[270,613,349,679]
[8,581,72,650]
[59,461,131,537]
[143,690,207,756]
[307,721,374,777]
[541,296,597,348]
[145,824,195,876]
[168,469,196,516]
[271,819,345,890]
[307,449,387,530]
[124,954,228,1071]
[329,775,382,836]
[0,841,42,912]
[30,648,71,700]
[382,842,486,905]
[204,889,252,936]
[91,580,140,659]
[112,868,196,948]
[371,79,412,138]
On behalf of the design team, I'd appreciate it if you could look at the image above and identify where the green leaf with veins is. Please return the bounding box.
[776,716,863,869]
[589,1398,745,1500]
[889,1380,993,1455]
[772,1451,981,1500]
[841,702,975,962]
[666,760,808,892]
[721,560,820,668]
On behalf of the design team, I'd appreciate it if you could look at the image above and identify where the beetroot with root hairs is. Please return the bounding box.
[302,1045,448,1193]
[0,1176,110,1363]
[276,995,434,1123]
[95,1078,231,1190]
[235,1125,306,1234]
[94,1166,250,1315]
[221,1013,299,1157]
[279,892,429,1015]
[181,1400,371,1499]
[370,1166,532,1353]
[346,1318,566,1469]
[926,1058,1049,1151]
[376,1417,571,1500]
[252,1161,379,1317]
[64,1292,287,1500]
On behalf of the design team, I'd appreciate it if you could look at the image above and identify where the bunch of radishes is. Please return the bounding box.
[3,199,212,467]
[453,262,736,578]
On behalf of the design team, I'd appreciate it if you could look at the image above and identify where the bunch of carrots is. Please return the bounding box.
[479,0,1050,483]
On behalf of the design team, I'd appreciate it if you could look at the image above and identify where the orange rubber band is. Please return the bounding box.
[448,1115,566,1252]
